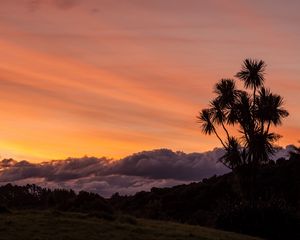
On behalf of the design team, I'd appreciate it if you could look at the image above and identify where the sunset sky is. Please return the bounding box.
[0,0,299,162]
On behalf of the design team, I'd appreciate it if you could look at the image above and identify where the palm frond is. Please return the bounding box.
[197,109,215,135]
[235,58,266,89]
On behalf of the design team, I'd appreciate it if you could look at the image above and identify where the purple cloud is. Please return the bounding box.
[0,147,292,197]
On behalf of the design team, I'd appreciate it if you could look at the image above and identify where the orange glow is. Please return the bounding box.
[0,0,299,162]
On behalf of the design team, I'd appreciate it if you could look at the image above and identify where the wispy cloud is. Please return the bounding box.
[0,0,299,161]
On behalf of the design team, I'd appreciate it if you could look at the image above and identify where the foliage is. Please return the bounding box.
[198,59,289,169]
[289,141,300,160]
[0,184,113,214]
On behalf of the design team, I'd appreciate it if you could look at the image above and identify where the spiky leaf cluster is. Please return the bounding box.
[198,59,289,169]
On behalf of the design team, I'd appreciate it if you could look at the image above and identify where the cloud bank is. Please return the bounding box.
[0,147,293,197]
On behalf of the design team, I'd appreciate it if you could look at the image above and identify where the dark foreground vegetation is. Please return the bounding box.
[0,211,262,240]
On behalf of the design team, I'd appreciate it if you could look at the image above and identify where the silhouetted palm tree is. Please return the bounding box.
[198,58,288,170]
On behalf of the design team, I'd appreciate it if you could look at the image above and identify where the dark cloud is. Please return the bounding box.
[0,147,292,197]
[112,148,227,180]
[0,157,111,182]
[0,159,17,168]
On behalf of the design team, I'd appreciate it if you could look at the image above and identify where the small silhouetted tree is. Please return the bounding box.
[198,59,289,170]
[289,141,300,160]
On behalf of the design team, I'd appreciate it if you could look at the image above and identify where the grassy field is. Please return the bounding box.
[0,211,262,240]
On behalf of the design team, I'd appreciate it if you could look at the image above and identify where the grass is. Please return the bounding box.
[0,211,263,240]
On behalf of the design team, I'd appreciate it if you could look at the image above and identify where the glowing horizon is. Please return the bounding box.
[0,0,299,162]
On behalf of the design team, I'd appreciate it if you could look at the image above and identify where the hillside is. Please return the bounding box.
[0,211,262,240]
[110,156,300,239]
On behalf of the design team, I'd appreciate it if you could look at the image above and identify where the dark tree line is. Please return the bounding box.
[0,184,113,214]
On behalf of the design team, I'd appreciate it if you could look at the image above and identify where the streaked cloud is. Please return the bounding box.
[0,0,299,161]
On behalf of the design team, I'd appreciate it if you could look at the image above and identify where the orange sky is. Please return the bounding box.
[0,0,299,162]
